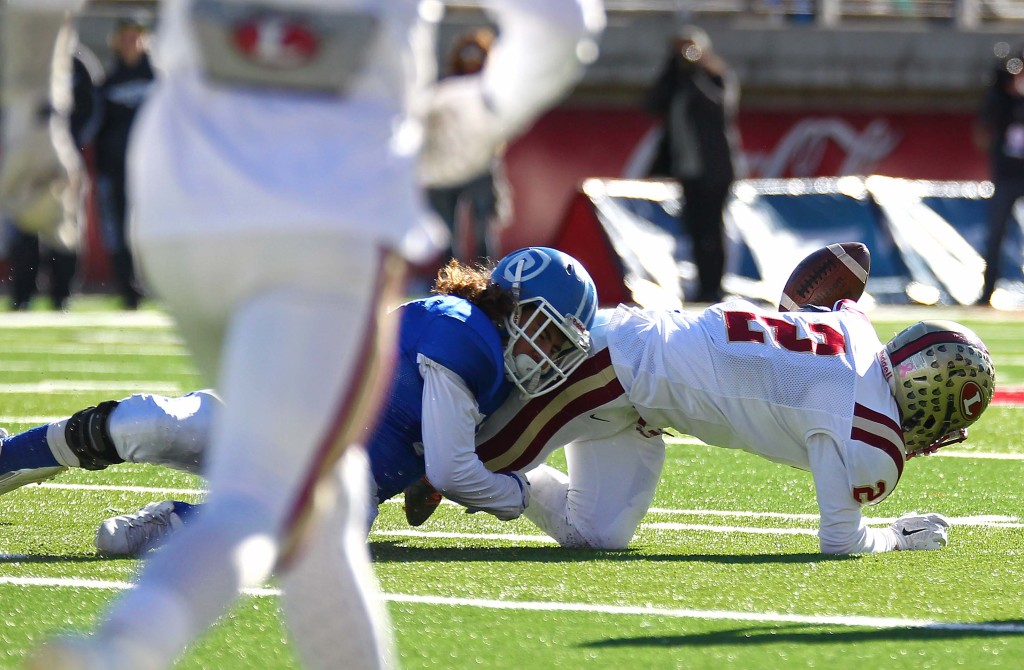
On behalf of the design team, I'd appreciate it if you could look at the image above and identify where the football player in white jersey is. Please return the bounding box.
[2,1,605,669]
[2,298,993,561]
[463,299,994,554]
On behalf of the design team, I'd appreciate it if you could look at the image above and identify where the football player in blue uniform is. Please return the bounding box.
[0,246,598,547]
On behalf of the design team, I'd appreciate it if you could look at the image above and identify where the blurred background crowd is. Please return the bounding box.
[2,0,1024,310]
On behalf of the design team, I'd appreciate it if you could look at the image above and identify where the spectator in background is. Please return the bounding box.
[645,25,742,304]
[426,27,511,265]
[94,15,154,309]
[973,45,1024,307]
[7,43,103,311]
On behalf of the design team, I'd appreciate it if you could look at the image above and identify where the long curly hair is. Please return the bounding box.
[432,258,515,324]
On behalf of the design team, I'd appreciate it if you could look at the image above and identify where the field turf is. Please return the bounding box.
[0,300,1021,669]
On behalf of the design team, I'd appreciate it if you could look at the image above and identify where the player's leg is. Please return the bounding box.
[0,390,219,497]
[281,447,395,670]
[524,429,665,549]
[53,234,402,669]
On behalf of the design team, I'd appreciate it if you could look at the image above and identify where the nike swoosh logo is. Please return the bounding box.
[901,528,926,536]
[589,414,610,422]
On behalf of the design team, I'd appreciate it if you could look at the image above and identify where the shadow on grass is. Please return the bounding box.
[581,621,1024,648]
[369,541,857,566]
[0,553,123,565]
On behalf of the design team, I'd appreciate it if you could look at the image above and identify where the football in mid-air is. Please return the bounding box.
[778,242,871,311]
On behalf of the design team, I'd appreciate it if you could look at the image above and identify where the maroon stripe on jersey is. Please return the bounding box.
[474,348,622,466]
[279,248,406,569]
[851,402,905,480]
[888,331,976,365]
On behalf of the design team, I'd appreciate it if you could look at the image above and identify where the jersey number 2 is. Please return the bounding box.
[724,311,846,356]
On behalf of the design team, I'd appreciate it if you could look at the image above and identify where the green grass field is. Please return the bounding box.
[0,301,1021,669]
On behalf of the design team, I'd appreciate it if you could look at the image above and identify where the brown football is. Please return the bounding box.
[778,242,871,312]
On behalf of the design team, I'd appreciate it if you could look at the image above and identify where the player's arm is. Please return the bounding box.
[420,0,605,187]
[479,0,604,136]
[807,432,902,554]
[808,433,949,553]
[418,356,529,521]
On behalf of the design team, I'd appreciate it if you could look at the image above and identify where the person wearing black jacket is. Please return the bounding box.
[974,45,1024,306]
[645,26,742,304]
[94,16,154,309]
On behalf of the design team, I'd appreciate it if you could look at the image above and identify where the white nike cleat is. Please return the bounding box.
[94,500,185,556]
[0,465,68,496]
[0,425,68,495]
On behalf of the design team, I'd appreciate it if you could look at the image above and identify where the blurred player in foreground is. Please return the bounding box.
[2,1,605,668]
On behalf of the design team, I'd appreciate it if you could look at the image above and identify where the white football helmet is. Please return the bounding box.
[491,247,598,398]
[881,320,995,457]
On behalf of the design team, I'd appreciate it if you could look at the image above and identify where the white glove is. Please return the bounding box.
[418,75,509,189]
[891,512,951,551]
[463,472,531,522]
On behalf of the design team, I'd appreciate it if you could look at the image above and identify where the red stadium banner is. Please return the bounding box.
[500,107,987,251]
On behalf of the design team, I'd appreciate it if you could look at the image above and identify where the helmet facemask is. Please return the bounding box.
[883,320,995,458]
[493,247,597,399]
[503,297,591,398]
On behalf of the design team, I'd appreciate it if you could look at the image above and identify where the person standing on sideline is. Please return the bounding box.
[974,44,1024,306]
[94,15,154,309]
[7,42,103,311]
[426,27,511,265]
[645,25,742,304]
[3,1,606,669]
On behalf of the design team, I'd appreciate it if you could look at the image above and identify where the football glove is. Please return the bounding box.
[891,512,951,551]
[403,476,443,527]
[418,74,507,188]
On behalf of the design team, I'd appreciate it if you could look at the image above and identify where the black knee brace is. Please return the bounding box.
[64,400,123,470]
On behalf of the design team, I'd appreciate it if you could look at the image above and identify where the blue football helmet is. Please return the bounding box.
[492,247,598,398]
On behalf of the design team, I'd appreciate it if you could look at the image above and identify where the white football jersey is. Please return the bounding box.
[129,0,600,263]
[607,300,904,499]
[476,300,907,553]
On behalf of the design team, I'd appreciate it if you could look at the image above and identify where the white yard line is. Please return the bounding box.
[664,435,1024,459]
[0,382,183,394]
[0,575,1021,634]
[30,483,1024,528]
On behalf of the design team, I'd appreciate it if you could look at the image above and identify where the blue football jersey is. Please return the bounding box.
[368,296,511,501]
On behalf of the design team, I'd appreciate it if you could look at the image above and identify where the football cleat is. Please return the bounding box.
[0,465,68,496]
[0,427,68,495]
[94,500,188,556]
[403,477,442,526]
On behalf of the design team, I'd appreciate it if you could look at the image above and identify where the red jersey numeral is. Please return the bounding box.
[852,480,887,504]
[724,311,846,356]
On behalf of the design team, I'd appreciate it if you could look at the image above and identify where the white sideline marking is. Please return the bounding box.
[0,312,173,329]
[1,576,1021,634]
[0,381,183,394]
[27,484,1024,529]
[39,482,205,496]
[664,436,1024,460]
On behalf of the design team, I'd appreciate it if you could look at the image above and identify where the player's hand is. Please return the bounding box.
[419,74,506,189]
[463,472,531,521]
[891,512,950,550]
